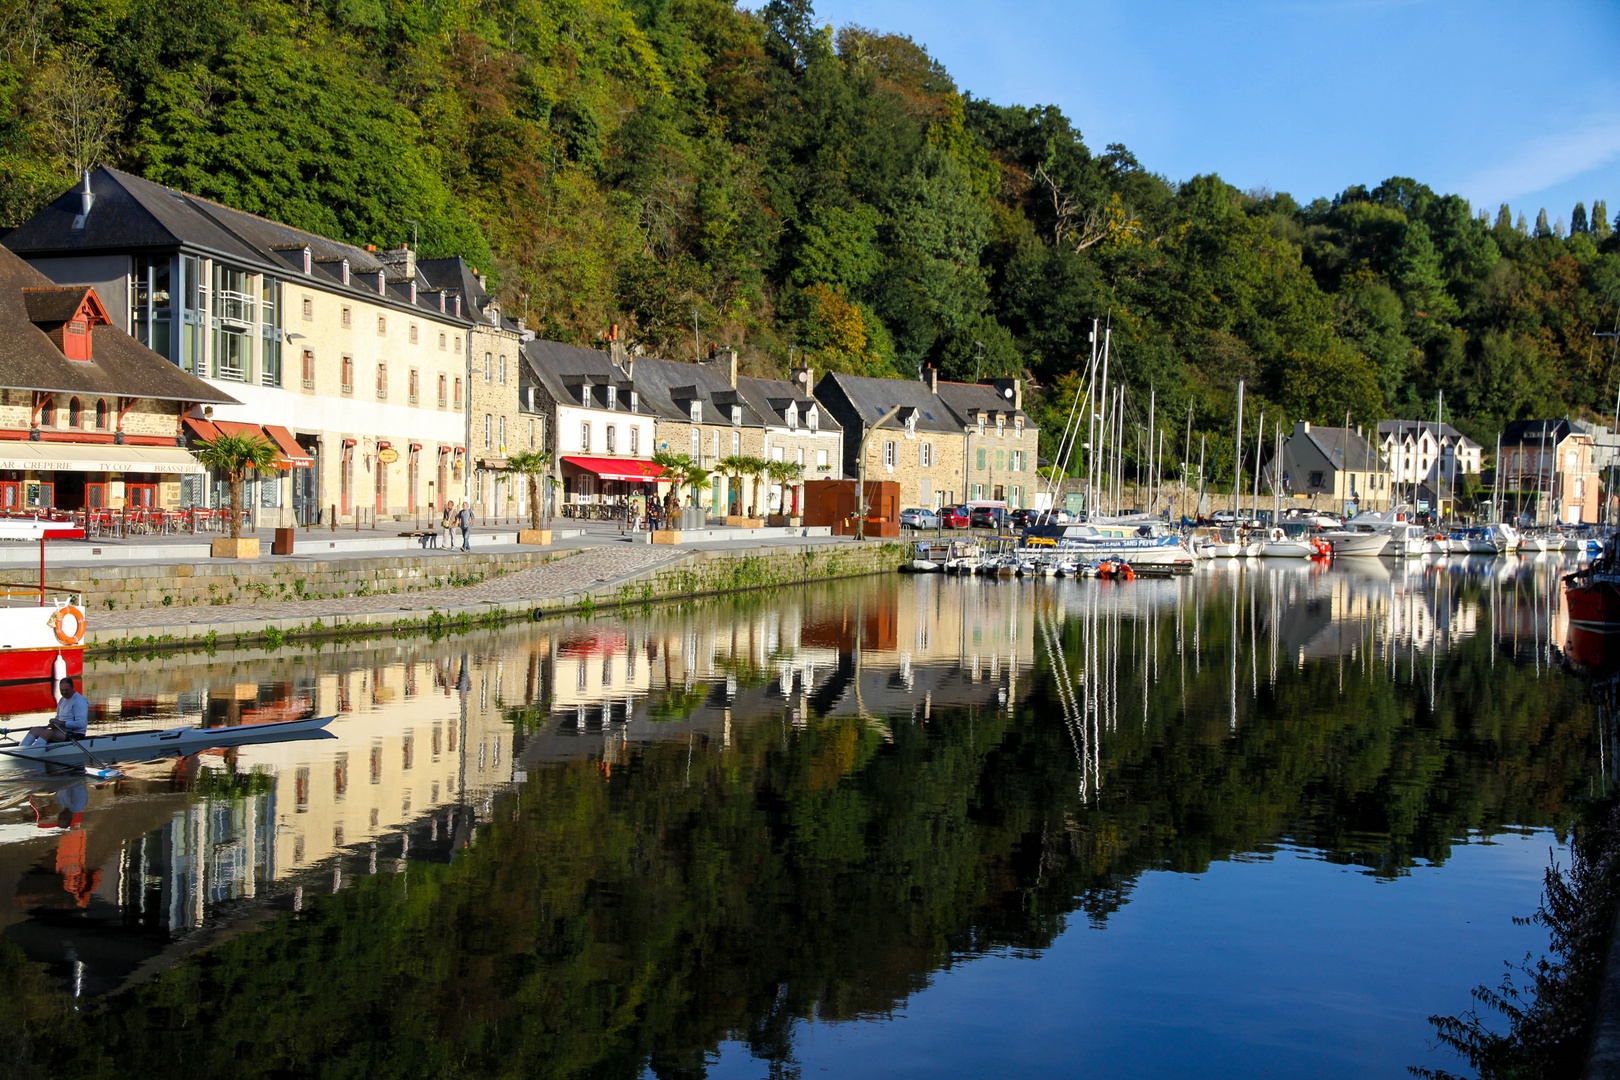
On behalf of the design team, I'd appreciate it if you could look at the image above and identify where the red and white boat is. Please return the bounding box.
[0,519,85,710]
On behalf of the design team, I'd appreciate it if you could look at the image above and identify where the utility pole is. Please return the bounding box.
[855,405,904,540]
[693,306,701,361]
[974,340,985,382]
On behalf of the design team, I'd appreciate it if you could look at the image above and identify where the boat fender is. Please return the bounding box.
[51,605,85,646]
[52,652,66,684]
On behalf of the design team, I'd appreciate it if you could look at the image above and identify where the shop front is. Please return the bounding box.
[0,442,204,512]
[182,418,314,527]
[559,456,664,519]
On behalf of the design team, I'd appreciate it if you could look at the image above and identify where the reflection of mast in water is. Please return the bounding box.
[1230,568,1239,730]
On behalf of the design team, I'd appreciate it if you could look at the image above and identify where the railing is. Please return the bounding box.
[0,583,82,609]
[213,290,256,325]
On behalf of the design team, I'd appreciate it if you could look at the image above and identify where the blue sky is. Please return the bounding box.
[803,0,1620,228]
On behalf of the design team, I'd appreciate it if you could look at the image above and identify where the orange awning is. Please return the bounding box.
[263,426,313,467]
[182,417,221,441]
[561,456,665,482]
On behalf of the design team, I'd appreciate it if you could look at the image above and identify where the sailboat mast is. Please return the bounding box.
[1252,410,1263,521]
[1148,387,1156,516]
[1233,381,1245,518]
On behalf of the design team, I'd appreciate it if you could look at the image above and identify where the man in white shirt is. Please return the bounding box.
[22,678,88,746]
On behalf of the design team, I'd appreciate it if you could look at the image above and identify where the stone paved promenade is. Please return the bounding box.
[93,543,689,632]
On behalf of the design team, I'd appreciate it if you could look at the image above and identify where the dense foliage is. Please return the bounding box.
[1,0,1618,463]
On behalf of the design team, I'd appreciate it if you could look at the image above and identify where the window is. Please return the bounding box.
[629,390,639,413]
[732,430,741,455]
[377,315,386,336]
[730,405,741,426]
[94,399,106,430]
[67,398,80,427]
[1015,417,1024,436]
[796,447,804,466]
[606,384,616,409]
[882,441,896,467]
[409,323,419,344]
[1308,471,1325,488]
[1011,450,1023,472]
[977,448,987,470]
[484,353,492,382]
[920,442,933,467]
[301,295,313,320]
[1577,478,1586,499]
[439,332,446,350]
[807,409,818,432]
[528,420,535,448]
[454,336,460,351]
[499,416,506,449]
[437,373,447,408]
[302,349,315,390]
[408,367,419,405]
[453,378,463,409]
[499,356,507,385]
[817,449,829,469]
[690,428,701,460]
[771,446,784,462]
[996,416,1005,436]
[341,306,352,328]
[712,430,719,460]
[689,400,702,422]
[341,356,354,395]
[606,425,617,453]
[1567,449,1578,470]
[977,417,985,437]
[581,422,591,451]
[972,483,984,500]
[484,415,492,449]
[1010,485,1022,508]
[375,361,387,400]
[629,427,639,455]
[787,405,798,430]
[995,449,1005,470]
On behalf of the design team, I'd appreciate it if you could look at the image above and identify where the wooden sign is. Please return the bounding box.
[377,448,399,464]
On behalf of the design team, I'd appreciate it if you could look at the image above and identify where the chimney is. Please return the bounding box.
[609,340,631,375]
[72,171,95,229]
[706,346,737,389]
[379,245,416,281]
[453,294,461,317]
[1011,378,1022,412]
[476,271,488,292]
[341,258,351,285]
[376,270,386,296]
[792,364,814,394]
[926,366,938,394]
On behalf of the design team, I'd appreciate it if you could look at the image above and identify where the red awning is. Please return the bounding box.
[182,417,221,442]
[263,425,314,468]
[561,456,666,482]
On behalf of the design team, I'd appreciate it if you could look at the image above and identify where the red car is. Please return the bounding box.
[940,505,972,528]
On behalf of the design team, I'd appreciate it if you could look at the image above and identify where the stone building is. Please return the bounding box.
[812,369,1035,511]
[1276,421,1391,513]
[0,243,235,510]
[1499,419,1601,524]
[4,168,476,524]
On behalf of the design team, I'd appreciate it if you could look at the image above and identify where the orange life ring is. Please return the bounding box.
[51,605,85,646]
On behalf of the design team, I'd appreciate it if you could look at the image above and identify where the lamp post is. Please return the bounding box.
[856,405,904,540]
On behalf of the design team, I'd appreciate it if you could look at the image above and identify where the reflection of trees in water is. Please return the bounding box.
[3,571,1599,1080]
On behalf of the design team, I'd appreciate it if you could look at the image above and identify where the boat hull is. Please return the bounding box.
[1567,578,1620,630]
[1325,532,1389,557]
[0,714,338,765]
[1258,541,1312,558]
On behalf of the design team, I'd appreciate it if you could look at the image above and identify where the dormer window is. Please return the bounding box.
[376,270,386,295]
[730,405,742,426]
[904,413,917,437]
[996,414,1005,436]
[689,400,702,423]
[977,415,986,437]
[606,385,617,409]
[340,259,350,285]
[1014,416,1024,436]
[807,408,818,432]
[302,247,312,274]
[629,390,639,414]
[787,403,798,430]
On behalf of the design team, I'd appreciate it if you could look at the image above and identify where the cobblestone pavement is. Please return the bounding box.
[95,544,689,631]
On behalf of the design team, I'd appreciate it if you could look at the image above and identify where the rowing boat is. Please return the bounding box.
[0,714,337,765]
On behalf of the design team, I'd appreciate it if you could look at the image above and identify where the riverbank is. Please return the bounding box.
[87,538,903,654]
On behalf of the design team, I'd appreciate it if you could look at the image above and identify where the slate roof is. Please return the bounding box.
[1299,424,1386,472]
[0,243,237,403]
[932,379,1026,425]
[523,340,646,416]
[5,168,475,326]
[1377,419,1481,448]
[21,286,96,325]
[736,375,837,431]
[1501,419,1579,447]
[816,373,964,433]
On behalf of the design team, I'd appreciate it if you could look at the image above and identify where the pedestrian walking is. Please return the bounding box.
[440,502,455,549]
[456,500,473,551]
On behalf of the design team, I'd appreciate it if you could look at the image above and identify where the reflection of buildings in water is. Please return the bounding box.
[0,645,522,998]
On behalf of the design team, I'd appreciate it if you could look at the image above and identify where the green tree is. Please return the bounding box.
[504,449,555,529]
[1534,208,1551,238]
[1571,202,1589,234]
[1594,200,1612,241]
[194,432,277,539]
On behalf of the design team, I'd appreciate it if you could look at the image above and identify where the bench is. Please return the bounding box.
[399,530,441,549]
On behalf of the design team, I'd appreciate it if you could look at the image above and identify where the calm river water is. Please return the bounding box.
[0,555,1605,1078]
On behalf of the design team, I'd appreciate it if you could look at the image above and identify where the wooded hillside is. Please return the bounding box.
[1,0,1616,465]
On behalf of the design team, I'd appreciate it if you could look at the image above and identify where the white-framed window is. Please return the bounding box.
[1011,450,1023,472]
[689,400,702,422]
[787,404,798,430]
[484,415,492,449]
[606,385,616,409]
[606,425,616,453]
[691,428,701,459]
[1015,416,1024,436]
[920,442,934,467]
[484,353,492,381]
[498,416,506,449]
[499,356,507,385]
[629,390,639,413]
[807,408,818,432]
[796,447,805,466]
[439,332,447,350]
[731,405,742,426]
[528,420,535,448]
[580,421,590,451]
[630,427,639,455]
[996,415,1005,436]
[772,446,784,462]
[977,416,985,437]
[817,448,830,469]
[712,430,719,459]
[882,441,896,467]
[732,431,741,455]
[1010,485,1021,507]
[972,483,984,500]
[904,414,917,437]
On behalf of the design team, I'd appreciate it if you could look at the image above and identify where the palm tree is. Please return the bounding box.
[717,455,751,516]
[744,456,771,518]
[194,432,278,540]
[765,457,802,517]
[504,448,554,529]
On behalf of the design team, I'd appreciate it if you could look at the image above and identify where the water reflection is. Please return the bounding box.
[0,555,1600,1078]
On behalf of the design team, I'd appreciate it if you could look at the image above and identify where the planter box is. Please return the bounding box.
[272,527,296,555]
[211,537,260,559]
[650,530,683,545]
[766,513,788,526]
[518,529,553,546]
[724,516,764,528]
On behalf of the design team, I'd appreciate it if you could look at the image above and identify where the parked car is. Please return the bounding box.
[970,507,1006,529]
[899,507,941,529]
[940,505,972,528]
[1009,508,1042,528]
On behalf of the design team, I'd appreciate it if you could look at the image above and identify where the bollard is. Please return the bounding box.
[332,505,338,532]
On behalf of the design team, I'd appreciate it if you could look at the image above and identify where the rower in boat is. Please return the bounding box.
[20,678,87,747]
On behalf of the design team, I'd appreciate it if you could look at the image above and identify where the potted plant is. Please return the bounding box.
[650,450,696,543]
[195,431,278,558]
[765,458,802,526]
[718,454,752,527]
[505,449,555,545]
